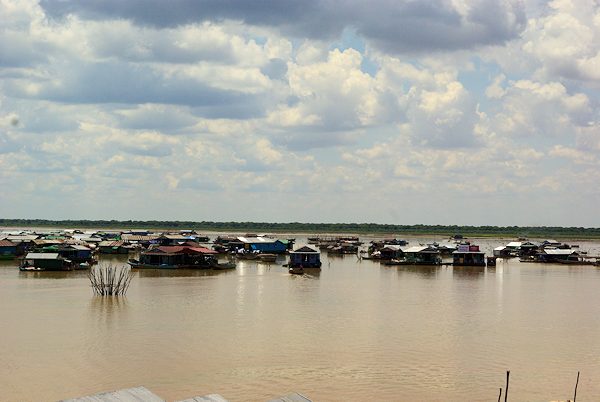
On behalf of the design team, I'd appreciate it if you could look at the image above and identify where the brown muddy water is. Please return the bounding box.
[1,236,600,401]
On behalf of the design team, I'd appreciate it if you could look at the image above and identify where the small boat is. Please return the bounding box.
[19,266,45,272]
[289,267,304,275]
[211,261,236,270]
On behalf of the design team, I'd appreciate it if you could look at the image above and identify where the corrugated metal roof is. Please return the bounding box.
[403,246,437,253]
[543,249,575,255]
[61,387,308,402]
[176,394,229,402]
[291,246,319,253]
[121,234,160,241]
[25,253,60,259]
[60,386,164,402]
[506,242,521,248]
[267,393,312,402]
[7,235,38,241]
[381,245,402,251]
[99,241,125,247]
[0,240,15,247]
[237,237,279,244]
[145,246,217,255]
[71,245,91,251]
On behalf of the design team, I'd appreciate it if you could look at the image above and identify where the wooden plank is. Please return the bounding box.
[60,386,164,402]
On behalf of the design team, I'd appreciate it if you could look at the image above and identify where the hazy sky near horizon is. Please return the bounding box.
[1,0,600,226]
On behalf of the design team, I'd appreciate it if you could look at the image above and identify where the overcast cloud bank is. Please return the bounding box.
[1,0,599,226]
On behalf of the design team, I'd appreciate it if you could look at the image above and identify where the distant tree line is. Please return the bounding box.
[1,219,600,238]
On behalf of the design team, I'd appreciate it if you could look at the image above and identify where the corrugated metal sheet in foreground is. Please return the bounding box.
[59,386,164,402]
[266,393,312,402]
[60,386,311,402]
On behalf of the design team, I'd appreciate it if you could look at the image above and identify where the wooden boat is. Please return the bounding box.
[211,261,236,270]
[289,266,304,275]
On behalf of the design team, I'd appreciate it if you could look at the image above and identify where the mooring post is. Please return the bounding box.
[504,370,510,402]
[497,387,502,402]
[573,371,580,402]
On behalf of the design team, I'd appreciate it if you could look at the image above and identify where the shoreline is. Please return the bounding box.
[2,225,600,242]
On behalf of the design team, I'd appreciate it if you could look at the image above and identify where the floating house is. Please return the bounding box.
[60,245,95,263]
[129,246,218,269]
[237,237,288,254]
[288,246,321,268]
[98,240,130,254]
[379,245,404,260]
[40,244,95,264]
[120,233,160,247]
[402,246,441,265]
[537,248,581,263]
[6,234,37,253]
[453,244,486,266]
[493,246,510,258]
[20,252,72,271]
[327,241,359,255]
[518,241,539,256]
[541,239,562,248]
[157,234,197,246]
[0,239,18,259]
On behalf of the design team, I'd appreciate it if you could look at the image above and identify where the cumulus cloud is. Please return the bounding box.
[485,79,592,138]
[521,0,600,82]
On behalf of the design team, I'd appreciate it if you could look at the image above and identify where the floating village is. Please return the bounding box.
[1,228,599,274]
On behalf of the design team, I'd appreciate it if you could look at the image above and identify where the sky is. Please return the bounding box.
[1,0,600,227]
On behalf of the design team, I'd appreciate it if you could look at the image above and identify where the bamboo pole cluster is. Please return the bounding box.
[88,264,134,296]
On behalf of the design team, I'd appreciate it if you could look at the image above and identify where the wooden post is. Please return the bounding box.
[497,387,502,402]
[573,371,580,402]
[504,371,510,402]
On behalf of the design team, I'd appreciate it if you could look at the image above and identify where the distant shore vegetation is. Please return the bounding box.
[2,219,600,239]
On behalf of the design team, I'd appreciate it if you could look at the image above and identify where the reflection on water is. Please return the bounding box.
[389,264,444,278]
[18,270,89,280]
[135,268,236,278]
[452,266,486,278]
[2,236,600,402]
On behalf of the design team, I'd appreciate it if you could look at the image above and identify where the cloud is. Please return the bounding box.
[485,79,592,138]
[39,0,527,54]
[2,0,600,225]
[4,60,266,108]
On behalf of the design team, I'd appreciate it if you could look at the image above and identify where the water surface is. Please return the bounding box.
[1,237,600,401]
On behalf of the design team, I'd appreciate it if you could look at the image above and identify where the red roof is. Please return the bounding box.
[145,246,217,255]
[0,240,16,247]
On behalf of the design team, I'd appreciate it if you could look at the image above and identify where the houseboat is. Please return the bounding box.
[0,239,18,260]
[395,246,442,265]
[288,246,322,269]
[20,252,73,271]
[237,236,289,254]
[452,244,486,266]
[128,246,219,269]
[379,245,404,261]
[98,240,130,254]
[537,249,593,265]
